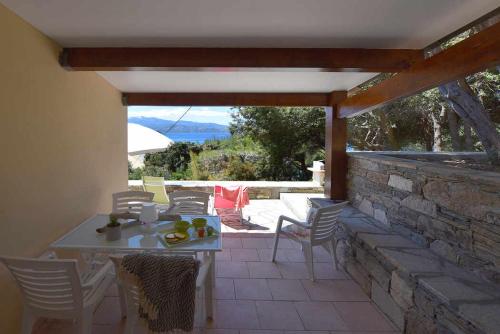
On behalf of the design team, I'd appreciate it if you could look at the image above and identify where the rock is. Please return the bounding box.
[430,240,457,264]
[458,300,500,334]
[401,195,437,217]
[358,199,374,216]
[358,233,415,251]
[390,271,414,309]
[388,174,413,192]
[371,281,405,330]
[374,208,389,226]
[366,171,389,184]
[486,209,500,225]
[406,310,437,334]
[418,276,496,305]
[423,180,499,221]
[345,262,371,296]
[357,158,381,172]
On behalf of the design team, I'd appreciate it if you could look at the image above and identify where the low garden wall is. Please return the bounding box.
[347,152,500,283]
[128,180,323,199]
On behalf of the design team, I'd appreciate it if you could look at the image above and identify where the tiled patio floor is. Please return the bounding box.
[34,234,399,334]
[221,199,299,233]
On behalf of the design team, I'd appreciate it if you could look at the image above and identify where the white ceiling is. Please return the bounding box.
[98,71,378,93]
[2,0,497,94]
[1,0,497,48]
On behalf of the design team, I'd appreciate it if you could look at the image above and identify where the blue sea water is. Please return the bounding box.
[166,131,231,144]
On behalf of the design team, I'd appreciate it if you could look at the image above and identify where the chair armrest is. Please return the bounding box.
[279,215,310,229]
[195,257,212,290]
[81,260,114,291]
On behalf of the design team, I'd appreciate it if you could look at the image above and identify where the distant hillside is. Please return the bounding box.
[128,117,229,134]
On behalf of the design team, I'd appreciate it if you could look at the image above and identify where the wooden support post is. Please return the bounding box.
[324,91,348,200]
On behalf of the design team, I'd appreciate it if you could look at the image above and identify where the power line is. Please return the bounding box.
[163,106,192,134]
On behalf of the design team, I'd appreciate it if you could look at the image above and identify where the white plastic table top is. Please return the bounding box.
[50,214,222,253]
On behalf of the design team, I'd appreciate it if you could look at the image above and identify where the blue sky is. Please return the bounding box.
[128,106,234,125]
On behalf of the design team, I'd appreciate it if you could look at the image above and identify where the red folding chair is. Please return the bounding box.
[214,185,250,226]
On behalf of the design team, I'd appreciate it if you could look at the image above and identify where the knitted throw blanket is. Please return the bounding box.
[119,254,200,333]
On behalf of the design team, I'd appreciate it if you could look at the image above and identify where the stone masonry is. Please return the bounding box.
[347,152,500,284]
[339,152,500,333]
[337,205,500,334]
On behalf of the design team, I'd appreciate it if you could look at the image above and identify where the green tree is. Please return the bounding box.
[143,142,202,177]
[230,107,325,180]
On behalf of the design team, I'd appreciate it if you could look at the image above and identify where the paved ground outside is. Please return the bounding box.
[35,232,398,334]
[34,199,399,333]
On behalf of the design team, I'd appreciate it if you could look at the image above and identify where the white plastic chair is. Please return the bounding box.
[0,256,114,334]
[168,191,210,215]
[272,201,349,281]
[109,253,212,334]
[112,191,154,214]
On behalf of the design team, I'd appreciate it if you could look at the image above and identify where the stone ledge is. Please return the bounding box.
[340,205,500,334]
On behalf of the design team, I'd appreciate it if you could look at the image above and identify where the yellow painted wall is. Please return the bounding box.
[0,4,127,332]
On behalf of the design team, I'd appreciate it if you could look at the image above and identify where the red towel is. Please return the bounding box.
[215,186,249,209]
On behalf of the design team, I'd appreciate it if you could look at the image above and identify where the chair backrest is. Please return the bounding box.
[168,190,210,215]
[309,201,349,245]
[142,176,169,205]
[0,256,83,317]
[112,191,154,214]
[109,252,196,309]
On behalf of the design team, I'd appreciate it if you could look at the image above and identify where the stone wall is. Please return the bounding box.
[347,152,500,284]
[129,180,323,200]
[338,206,500,334]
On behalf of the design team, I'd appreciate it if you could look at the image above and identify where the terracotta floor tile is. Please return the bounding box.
[267,279,309,301]
[285,249,306,262]
[301,280,369,302]
[258,248,288,262]
[312,263,348,280]
[294,302,347,331]
[276,262,310,279]
[223,237,243,248]
[247,262,282,278]
[313,247,334,263]
[216,278,235,299]
[240,330,284,334]
[216,249,232,261]
[93,296,123,325]
[242,237,271,249]
[256,301,304,330]
[267,237,297,249]
[234,278,273,300]
[215,300,260,329]
[332,302,396,332]
[231,248,260,262]
[216,262,249,278]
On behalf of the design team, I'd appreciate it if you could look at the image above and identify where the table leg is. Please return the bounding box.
[204,251,215,320]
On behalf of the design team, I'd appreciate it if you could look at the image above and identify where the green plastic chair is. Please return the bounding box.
[142,176,169,205]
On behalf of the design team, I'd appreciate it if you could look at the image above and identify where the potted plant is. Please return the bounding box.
[106,217,122,241]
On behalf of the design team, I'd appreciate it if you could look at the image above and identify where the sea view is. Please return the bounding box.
[166,131,231,144]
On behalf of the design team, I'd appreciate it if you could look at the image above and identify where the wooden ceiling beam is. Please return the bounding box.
[123,92,335,107]
[339,21,500,118]
[61,48,422,72]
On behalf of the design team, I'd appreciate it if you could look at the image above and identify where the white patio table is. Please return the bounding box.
[50,214,222,319]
